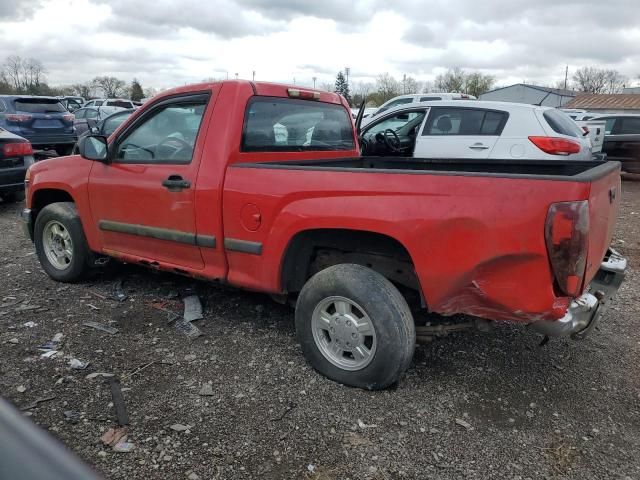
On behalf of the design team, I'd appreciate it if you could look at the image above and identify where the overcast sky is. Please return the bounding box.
[1,0,639,91]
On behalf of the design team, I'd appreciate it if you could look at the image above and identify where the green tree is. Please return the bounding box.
[130,78,144,101]
[334,71,352,105]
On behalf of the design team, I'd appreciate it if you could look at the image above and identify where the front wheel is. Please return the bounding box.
[295,264,415,390]
[34,202,91,282]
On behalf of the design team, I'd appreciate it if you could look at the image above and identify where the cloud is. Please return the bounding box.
[0,0,42,20]
[236,0,376,23]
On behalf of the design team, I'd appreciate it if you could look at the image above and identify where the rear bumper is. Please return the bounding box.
[23,134,77,146]
[530,248,627,338]
[0,166,27,193]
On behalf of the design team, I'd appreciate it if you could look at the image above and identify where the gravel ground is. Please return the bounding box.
[1,181,639,480]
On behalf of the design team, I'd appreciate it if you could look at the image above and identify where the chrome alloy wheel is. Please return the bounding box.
[311,296,377,371]
[42,220,73,270]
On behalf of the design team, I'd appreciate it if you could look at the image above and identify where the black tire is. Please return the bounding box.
[1,191,25,202]
[55,145,73,156]
[295,264,415,390]
[34,202,91,282]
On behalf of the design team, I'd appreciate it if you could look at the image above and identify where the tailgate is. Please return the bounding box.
[584,163,621,285]
[585,121,605,153]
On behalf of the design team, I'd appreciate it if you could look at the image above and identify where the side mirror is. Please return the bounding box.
[90,126,99,134]
[78,135,109,163]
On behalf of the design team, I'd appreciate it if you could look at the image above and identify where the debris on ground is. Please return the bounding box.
[8,338,19,344]
[182,295,203,322]
[109,378,129,426]
[86,304,100,311]
[170,424,192,432]
[175,319,203,340]
[86,372,115,380]
[22,321,37,327]
[455,418,473,430]
[20,395,56,411]
[113,279,128,302]
[64,410,80,424]
[83,321,119,335]
[122,361,157,380]
[357,419,377,429]
[100,426,128,446]
[40,350,61,359]
[69,358,90,370]
[113,439,135,453]
[16,385,26,393]
[38,332,64,353]
[198,383,215,396]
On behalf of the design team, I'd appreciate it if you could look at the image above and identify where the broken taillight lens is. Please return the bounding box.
[545,201,589,297]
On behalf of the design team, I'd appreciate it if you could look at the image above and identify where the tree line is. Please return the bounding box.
[0,55,153,101]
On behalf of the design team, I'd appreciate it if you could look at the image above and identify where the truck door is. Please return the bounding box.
[87,93,211,270]
[414,107,505,159]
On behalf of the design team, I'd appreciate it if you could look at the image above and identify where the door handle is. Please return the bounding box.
[162,175,191,192]
[468,143,489,150]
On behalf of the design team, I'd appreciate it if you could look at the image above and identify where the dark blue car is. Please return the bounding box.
[0,95,76,155]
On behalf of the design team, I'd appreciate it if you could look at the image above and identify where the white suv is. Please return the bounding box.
[83,98,136,109]
[358,100,592,161]
[366,92,477,124]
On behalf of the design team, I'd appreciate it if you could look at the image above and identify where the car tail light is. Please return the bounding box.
[287,88,320,100]
[62,114,75,122]
[2,142,33,157]
[545,201,589,297]
[4,113,32,122]
[528,136,581,155]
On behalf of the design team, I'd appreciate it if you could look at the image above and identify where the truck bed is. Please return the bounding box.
[235,157,619,181]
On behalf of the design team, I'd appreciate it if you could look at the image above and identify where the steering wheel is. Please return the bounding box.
[157,136,192,160]
[383,129,402,152]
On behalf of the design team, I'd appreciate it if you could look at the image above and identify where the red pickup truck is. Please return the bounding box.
[21,80,626,390]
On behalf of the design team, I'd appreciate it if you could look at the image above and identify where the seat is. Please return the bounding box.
[435,115,452,134]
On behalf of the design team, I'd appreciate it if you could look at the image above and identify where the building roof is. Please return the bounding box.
[481,83,577,97]
[564,94,640,110]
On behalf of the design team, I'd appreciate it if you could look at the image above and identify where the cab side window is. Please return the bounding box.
[114,100,207,164]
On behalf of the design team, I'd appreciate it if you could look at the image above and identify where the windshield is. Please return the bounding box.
[102,111,133,135]
[14,99,66,113]
[242,97,354,152]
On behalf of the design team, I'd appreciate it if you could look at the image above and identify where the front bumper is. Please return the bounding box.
[530,248,627,338]
[21,208,33,241]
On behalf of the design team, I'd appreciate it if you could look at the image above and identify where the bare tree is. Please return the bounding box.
[22,58,46,92]
[71,82,93,98]
[374,73,400,103]
[573,67,626,94]
[3,55,23,91]
[352,81,374,106]
[435,67,465,93]
[403,76,421,94]
[464,72,495,97]
[319,82,334,92]
[92,76,127,98]
[422,80,435,94]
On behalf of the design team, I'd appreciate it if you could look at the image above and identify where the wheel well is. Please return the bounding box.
[281,229,420,297]
[31,189,74,218]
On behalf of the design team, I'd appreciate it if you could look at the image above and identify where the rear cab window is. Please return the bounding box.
[14,98,66,113]
[543,110,581,137]
[242,97,354,152]
[422,107,508,135]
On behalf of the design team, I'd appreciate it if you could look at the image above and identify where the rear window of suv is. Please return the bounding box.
[543,110,580,138]
[14,99,66,113]
[242,97,354,152]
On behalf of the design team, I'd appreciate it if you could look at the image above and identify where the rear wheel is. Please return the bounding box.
[34,202,91,282]
[295,264,415,390]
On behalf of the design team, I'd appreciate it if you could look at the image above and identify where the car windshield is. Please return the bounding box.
[14,99,66,113]
[102,112,133,135]
[242,97,354,152]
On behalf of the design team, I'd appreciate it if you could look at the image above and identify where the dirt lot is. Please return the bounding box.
[1,181,639,480]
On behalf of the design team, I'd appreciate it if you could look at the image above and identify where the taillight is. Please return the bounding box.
[528,136,581,155]
[62,114,75,122]
[287,88,320,100]
[2,142,33,157]
[545,201,589,297]
[4,113,32,122]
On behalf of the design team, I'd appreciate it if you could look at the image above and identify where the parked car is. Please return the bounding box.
[358,100,593,161]
[72,108,134,153]
[575,119,606,154]
[83,98,137,109]
[0,128,34,202]
[22,80,625,390]
[73,106,127,137]
[365,92,477,124]
[588,114,640,173]
[0,95,76,155]
[350,107,377,120]
[59,96,85,112]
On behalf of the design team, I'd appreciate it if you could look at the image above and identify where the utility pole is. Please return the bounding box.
[403,73,406,94]
[345,67,350,90]
[235,73,238,80]
[563,65,568,91]
[312,76,317,89]
[252,70,255,81]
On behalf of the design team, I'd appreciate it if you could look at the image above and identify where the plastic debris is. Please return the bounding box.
[170,424,192,432]
[40,350,61,359]
[100,426,128,446]
[113,439,135,453]
[175,319,203,340]
[183,295,203,322]
[83,321,119,335]
[39,333,64,353]
[86,372,115,380]
[16,385,26,393]
[69,358,90,370]
[23,321,37,328]
[198,383,215,396]
[455,418,473,430]
[357,419,377,429]
[113,279,128,302]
